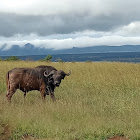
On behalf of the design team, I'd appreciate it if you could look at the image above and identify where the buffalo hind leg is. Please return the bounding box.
[6,88,17,103]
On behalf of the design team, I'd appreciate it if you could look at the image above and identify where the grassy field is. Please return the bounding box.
[0,61,140,140]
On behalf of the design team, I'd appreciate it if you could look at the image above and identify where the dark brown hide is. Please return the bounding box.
[6,65,71,102]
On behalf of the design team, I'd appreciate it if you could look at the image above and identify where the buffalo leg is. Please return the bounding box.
[50,92,56,102]
[23,92,27,103]
[40,88,46,100]
[6,87,17,103]
[24,92,26,98]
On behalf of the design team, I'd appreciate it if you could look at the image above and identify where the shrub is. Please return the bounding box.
[5,56,20,61]
[44,55,52,62]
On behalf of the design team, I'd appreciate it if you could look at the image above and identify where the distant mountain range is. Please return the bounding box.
[0,43,140,56]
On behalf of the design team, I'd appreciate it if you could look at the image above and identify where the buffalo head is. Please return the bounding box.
[44,70,71,87]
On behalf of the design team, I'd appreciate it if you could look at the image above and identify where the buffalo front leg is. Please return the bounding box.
[24,92,27,98]
[47,86,56,101]
[40,88,46,100]
[50,92,56,102]
[23,92,27,103]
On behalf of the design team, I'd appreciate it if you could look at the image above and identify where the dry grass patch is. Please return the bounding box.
[0,61,140,139]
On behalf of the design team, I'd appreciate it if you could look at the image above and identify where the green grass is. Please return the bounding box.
[0,61,140,139]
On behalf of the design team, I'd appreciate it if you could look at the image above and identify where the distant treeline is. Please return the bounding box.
[0,55,64,62]
[0,56,20,61]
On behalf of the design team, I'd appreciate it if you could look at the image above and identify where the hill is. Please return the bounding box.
[0,44,140,55]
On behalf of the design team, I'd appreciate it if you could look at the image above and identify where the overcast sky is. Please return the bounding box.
[1,0,140,50]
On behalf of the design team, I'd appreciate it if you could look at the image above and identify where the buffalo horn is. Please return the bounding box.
[66,70,71,76]
[44,71,49,77]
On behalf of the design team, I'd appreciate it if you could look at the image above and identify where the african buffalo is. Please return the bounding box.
[6,65,71,102]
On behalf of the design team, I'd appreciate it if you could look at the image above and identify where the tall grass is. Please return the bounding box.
[0,61,140,139]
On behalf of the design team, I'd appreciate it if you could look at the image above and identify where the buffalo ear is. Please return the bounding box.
[44,72,53,77]
[44,72,53,82]
[48,74,54,80]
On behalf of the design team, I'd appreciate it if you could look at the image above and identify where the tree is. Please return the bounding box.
[5,56,20,61]
[44,55,52,62]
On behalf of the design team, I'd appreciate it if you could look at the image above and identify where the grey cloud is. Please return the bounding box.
[0,11,140,37]
[1,0,140,37]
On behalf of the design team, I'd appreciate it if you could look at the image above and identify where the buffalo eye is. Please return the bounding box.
[48,77,53,82]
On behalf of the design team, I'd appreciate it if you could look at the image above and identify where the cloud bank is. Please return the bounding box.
[1,21,140,50]
[2,35,140,51]
[0,0,140,50]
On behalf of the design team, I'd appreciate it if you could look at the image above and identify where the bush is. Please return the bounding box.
[5,56,20,61]
[44,55,52,62]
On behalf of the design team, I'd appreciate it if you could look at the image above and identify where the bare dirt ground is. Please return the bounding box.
[107,136,129,140]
